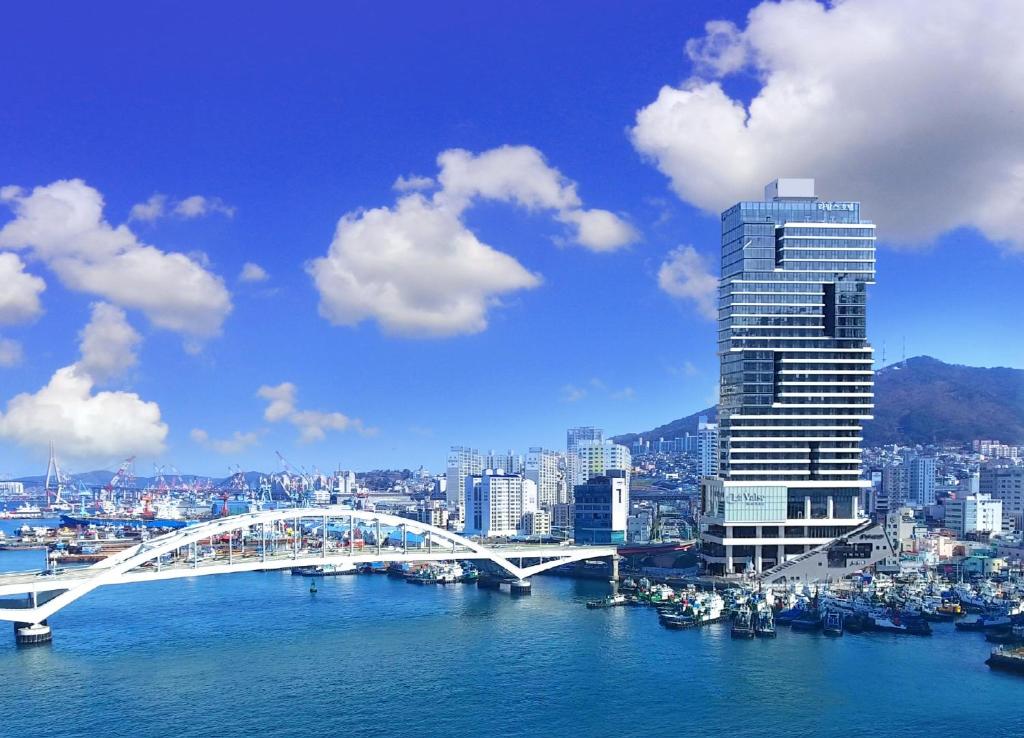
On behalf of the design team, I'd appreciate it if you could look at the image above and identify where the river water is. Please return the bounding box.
[0,519,1018,737]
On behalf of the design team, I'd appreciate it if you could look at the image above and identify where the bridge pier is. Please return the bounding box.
[610,554,620,592]
[14,620,51,646]
[510,579,532,596]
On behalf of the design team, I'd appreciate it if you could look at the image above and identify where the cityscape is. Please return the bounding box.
[2,2,1024,737]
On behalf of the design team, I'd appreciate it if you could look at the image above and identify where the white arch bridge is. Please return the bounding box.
[0,506,616,637]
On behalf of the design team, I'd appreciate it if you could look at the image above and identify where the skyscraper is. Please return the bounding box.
[700,178,876,576]
[908,455,937,507]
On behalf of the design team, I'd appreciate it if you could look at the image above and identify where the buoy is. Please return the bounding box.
[310,581,318,593]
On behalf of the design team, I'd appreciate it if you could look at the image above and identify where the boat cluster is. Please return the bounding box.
[588,572,1024,645]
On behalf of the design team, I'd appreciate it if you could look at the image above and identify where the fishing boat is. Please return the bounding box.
[870,611,931,636]
[955,611,1013,632]
[587,593,628,609]
[754,604,776,637]
[791,610,822,632]
[823,610,843,636]
[731,607,755,639]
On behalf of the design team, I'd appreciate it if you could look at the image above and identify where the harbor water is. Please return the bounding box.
[0,520,1019,738]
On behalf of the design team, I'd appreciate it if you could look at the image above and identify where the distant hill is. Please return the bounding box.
[613,356,1024,447]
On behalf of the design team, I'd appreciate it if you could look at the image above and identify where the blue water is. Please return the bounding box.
[0,519,1019,737]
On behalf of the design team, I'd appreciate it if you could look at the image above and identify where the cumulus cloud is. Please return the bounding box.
[393,174,435,192]
[128,194,168,222]
[0,253,46,325]
[0,180,232,338]
[561,384,587,403]
[630,0,1024,249]
[190,427,261,455]
[174,195,235,219]
[309,145,636,337]
[657,246,718,320]
[310,194,542,337]
[257,382,375,443]
[76,302,141,384]
[0,305,165,459]
[238,262,269,283]
[0,366,167,459]
[0,338,23,368]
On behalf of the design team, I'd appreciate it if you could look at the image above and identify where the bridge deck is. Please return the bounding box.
[0,544,615,598]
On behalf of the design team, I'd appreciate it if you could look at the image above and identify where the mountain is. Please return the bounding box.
[613,356,1024,448]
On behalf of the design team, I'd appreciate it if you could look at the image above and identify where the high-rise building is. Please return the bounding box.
[525,447,563,509]
[701,178,876,576]
[573,470,629,544]
[445,446,483,524]
[463,471,538,538]
[946,494,1003,538]
[566,426,603,491]
[908,456,937,507]
[485,449,523,475]
[697,415,719,479]
[574,440,632,488]
[980,463,1024,529]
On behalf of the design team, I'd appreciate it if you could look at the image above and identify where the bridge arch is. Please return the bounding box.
[0,506,615,625]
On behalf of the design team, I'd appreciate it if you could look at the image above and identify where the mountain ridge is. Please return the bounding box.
[613,355,1024,447]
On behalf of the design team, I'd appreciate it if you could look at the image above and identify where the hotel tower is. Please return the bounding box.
[700,179,876,576]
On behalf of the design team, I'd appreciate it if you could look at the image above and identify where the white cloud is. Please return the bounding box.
[435,146,638,251]
[257,382,375,443]
[561,384,587,403]
[76,302,141,384]
[393,174,435,192]
[238,262,269,283]
[174,195,236,219]
[657,245,718,320]
[310,194,542,337]
[0,253,46,325]
[0,338,23,368]
[191,427,261,455]
[0,179,232,338]
[0,366,167,459]
[630,0,1024,250]
[310,145,635,337]
[128,194,168,222]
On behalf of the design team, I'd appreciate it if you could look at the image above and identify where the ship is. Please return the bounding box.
[60,514,197,530]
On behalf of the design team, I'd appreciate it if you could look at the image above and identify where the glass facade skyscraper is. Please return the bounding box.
[700,179,876,576]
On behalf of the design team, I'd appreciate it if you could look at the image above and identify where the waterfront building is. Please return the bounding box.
[525,447,563,509]
[550,502,574,537]
[0,481,25,496]
[981,463,1024,530]
[908,456,937,507]
[700,178,877,576]
[522,509,551,538]
[574,470,629,544]
[627,509,654,543]
[463,471,538,538]
[445,446,483,525]
[415,499,450,529]
[697,415,719,479]
[945,494,1003,538]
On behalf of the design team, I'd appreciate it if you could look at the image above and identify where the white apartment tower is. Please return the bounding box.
[463,471,538,538]
[701,179,876,576]
[697,415,719,479]
[525,447,563,509]
[446,446,483,523]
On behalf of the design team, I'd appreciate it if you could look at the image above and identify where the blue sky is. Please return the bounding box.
[1,0,1022,477]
